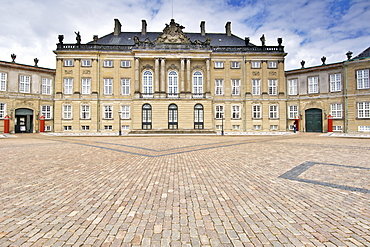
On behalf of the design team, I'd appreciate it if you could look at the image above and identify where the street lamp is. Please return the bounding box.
[221,111,224,136]
[118,111,122,136]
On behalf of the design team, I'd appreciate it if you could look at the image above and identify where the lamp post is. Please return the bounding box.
[118,111,122,136]
[221,111,224,136]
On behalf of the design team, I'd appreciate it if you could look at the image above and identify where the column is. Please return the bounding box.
[134,57,140,93]
[186,58,191,92]
[160,58,166,93]
[180,58,185,93]
[206,58,210,93]
[155,58,160,93]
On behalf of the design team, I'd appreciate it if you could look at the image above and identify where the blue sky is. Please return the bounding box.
[0,0,369,70]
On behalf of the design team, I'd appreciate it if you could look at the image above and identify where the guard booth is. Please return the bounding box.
[15,108,34,133]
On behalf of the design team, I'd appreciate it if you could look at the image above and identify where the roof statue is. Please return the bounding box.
[155,19,191,44]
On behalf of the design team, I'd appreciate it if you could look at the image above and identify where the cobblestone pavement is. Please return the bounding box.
[0,133,369,247]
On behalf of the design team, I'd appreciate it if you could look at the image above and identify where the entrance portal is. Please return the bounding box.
[15,108,33,133]
[305,108,322,132]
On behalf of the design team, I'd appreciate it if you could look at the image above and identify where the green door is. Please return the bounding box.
[305,108,322,132]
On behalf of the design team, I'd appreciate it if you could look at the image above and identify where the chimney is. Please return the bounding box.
[141,20,147,35]
[200,21,205,36]
[114,19,121,36]
[225,22,231,36]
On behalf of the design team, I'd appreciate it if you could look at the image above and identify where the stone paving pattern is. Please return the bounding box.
[0,133,369,246]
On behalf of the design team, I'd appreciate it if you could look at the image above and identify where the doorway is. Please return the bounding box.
[15,108,33,133]
[305,108,322,132]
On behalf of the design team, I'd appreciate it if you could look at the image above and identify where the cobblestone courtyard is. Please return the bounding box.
[0,133,369,246]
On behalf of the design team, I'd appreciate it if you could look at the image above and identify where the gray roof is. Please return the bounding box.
[354,47,370,59]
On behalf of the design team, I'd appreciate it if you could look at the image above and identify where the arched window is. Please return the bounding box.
[142,70,153,96]
[142,104,152,129]
[193,71,203,97]
[168,71,178,97]
[194,104,204,129]
[168,104,178,129]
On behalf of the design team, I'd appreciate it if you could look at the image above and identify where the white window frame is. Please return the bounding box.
[330,73,342,92]
[103,78,113,95]
[121,60,131,68]
[270,125,278,130]
[232,125,240,130]
[289,105,298,119]
[104,125,113,130]
[64,78,73,95]
[269,104,278,119]
[41,105,52,119]
[357,69,369,89]
[81,104,90,119]
[232,105,240,119]
[288,79,298,95]
[1,72,7,91]
[193,71,203,94]
[120,105,130,119]
[0,103,6,118]
[64,126,72,131]
[254,125,261,130]
[81,59,91,67]
[231,61,240,69]
[251,61,261,68]
[143,70,153,95]
[168,71,178,95]
[358,126,370,132]
[215,79,224,95]
[19,75,31,93]
[121,78,130,95]
[81,125,90,131]
[42,78,52,95]
[252,104,261,119]
[64,59,73,67]
[63,104,72,119]
[358,102,370,118]
[104,105,113,119]
[214,61,224,69]
[215,105,224,119]
[231,79,240,95]
[268,79,277,95]
[81,78,91,94]
[103,60,113,67]
[333,125,342,132]
[252,79,261,95]
[308,76,319,93]
[268,61,277,68]
[330,103,342,119]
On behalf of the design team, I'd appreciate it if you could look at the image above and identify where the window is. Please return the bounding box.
[41,105,52,119]
[308,76,319,93]
[104,125,113,130]
[215,79,224,95]
[358,102,370,118]
[81,105,90,119]
[231,61,240,69]
[121,78,130,95]
[122,125,130,130]
[268,79,277,95]
[252,79,261,95]
[121,60,130,67]
[333,126,342,132]
[64,126,72,131]
[268,61,277,68]
[269,105,278,119]
[193,71,203,95]
[1,72,7,91]
[251,61,261,68]
[143,70,153,95]
[270,125,278,130]
[104,105,113,119]
[168,71,178,96]
[19,75,30,93]
[63,105,72,119]
[194,104,204,129]
[0,103,5,118]
[168,104,178,129]
[357,69,369,89]
[232,125,240,130]
[64,78,73,95]
[330,74,342,92]
[289,105,298,119]
[358,126,370,132]
[120,105,130,119]
[42,78,52,95]
[216,125,222,130]
[103,60,113,67]
[214,61,224,68]
[104,79,113,95]
[288,79,298,95]
[81,78,91,94]
[330,104,342,118]
[64,59,73,67]
[142,104,152,129]
[232,105,240,119]
[254,125,261,130]
[44,126,52,131]
[215,105,224,119]
[81,125,90,130]
[231,79,240,95]
[252,105,261,119]
[81,60,91,67]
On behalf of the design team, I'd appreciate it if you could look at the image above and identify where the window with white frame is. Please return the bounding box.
[193,71,203,94]
[122,125,130,130]
[268,79,277,95]
[64,59,73,67]
[268,61,277,68]
[0,103,5,118]
[251,61,261,68]
[289,105,298,119]
[143,70,153,95]
[104,105,113,119]
[232,125,240,130]
[357,69,369,89]
[358,126,370,132]
[215,105,224,119]
[168,71,178,95]
[252,79,261,95]
[308,76,319,93]
[103,78,113,95]
[252,105,261,119]
[330,73,342,92]
[121,78,130,95]
[215,79,224,95]
[330,103,342,118]
[121,60,130,67]
[214,61,224,68]
[19,75,31,93]
[64,126,72,131]
[63,104,72,119]
[232,105,240,119]
[231,79,240,95]
[81,59,91,67]
[81,105,90,119]
[44,126,51,131]
[41,105,52,119]
[1,72,7,91]
[81,78,91,94]
[104,125,113,130]
[254,125,261,130]
[269,104,278,119]
[42,78,52,95]
[120,105,130,119]
[358,102,370,118]
[231,61,240,69]
[81,125,90,130]
[103,60,113,67]
[333,125,342,132]
[288,79,298,95]
[64,78,73,94]
[270,125,278,130]
[216,125,222,130]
